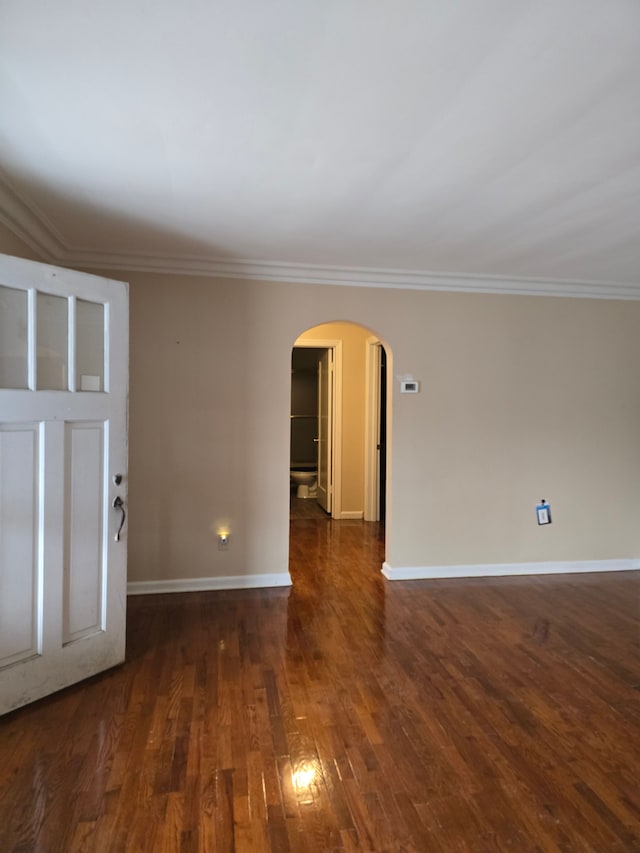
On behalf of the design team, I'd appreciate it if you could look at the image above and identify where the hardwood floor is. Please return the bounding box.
[1,519,639,851]
[290,495,329,520]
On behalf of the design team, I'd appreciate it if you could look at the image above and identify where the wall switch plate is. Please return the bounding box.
[400,380,419,393]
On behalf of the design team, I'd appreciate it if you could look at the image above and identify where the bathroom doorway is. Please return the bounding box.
[290,338,341,519]
[290,322,388,523]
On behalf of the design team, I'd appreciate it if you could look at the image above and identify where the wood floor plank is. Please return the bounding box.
[1,517,639,850]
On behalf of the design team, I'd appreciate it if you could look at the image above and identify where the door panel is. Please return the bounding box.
[0,254,128,715]
[317,349,333,514]
[63,421,105,644]
[364,342,381,522]
[75,299,105,391]
[0,424,39,668]
[36,291,68,390]
[0,284,28,388]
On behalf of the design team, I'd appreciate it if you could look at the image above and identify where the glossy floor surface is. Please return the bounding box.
[1,516,639,851]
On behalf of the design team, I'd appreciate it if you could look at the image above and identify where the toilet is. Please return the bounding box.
[290,465,318,499]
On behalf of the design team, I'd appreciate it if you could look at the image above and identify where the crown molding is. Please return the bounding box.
[0,171,69,261]
[1,172,639,300]
[75,253,640,300]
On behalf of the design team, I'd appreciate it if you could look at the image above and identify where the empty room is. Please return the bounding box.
[1,2,639,850]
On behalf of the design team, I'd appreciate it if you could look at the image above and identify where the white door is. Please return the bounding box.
[0,254,128,716]
[316,348,333,513]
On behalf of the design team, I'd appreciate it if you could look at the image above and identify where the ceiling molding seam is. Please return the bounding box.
[0,172,68,262]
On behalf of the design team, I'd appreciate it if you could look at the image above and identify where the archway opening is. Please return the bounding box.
[289,321,390,530]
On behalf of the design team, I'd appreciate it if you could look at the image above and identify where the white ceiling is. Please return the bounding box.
[1,0,640,297]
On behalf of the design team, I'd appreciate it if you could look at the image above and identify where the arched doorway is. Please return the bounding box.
[289,321,389,526]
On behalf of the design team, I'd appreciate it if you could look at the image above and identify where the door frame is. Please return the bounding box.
[364,337,383,522]
[291,339,342,519]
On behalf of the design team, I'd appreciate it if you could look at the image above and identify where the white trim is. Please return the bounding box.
[1,173,638,300]
[339,511,364,520]
[39,254,640,301]
[127,573,292,595]
[330,345,342,520]
[364,337,381,522]
[381,559,640,580]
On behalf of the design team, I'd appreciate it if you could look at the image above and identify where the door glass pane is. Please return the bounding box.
[0,285,28,388]
[76,300,104,392]
[37,292,68,390]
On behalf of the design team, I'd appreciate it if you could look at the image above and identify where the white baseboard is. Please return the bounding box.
[127,572,292,596]
[381,558,640,581]
[339,510,364,520]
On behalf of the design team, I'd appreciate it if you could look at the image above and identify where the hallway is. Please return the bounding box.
[0,519,638,850]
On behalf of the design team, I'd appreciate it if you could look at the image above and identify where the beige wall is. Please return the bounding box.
[296,321,371,515]
[124,272,640,580]
[2,224,640,582]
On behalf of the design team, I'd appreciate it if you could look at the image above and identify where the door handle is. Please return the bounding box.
[113,495,126,542]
